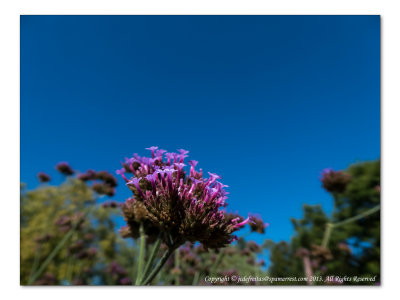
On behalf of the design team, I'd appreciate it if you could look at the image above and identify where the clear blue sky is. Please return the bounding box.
[20,15,380,245]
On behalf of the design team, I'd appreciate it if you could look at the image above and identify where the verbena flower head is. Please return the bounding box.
[117,147,249,249]
[37,172,51,183]
[94,171,118,187]
[55,162,75,176]
[120,277,132,285]
[92,182,116,197]
[295,247,310,258]
[34,234,53,244]
[311,244,333,261]
[77,169,97,181]
[78,169,118,197]
[55,213,85,233]
[34,273,56,285]
[320,168,351,193]
[337,242,352,253]
[249,214,269,234]
[101,201,121,209]
[246,241,262,253]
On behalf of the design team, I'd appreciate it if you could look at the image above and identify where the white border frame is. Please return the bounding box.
[1,1,399,299]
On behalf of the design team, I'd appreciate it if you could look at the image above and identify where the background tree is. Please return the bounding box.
[265,160,380,285]
[20,170,136,285]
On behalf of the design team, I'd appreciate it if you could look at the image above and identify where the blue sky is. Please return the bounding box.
[20,15,380,247]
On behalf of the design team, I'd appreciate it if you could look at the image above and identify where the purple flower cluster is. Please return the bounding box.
[320,168,351,194]
[37,172,51,183]
[337,242,352,253]
[311,245,333,266]
[34,234,53,244]
[78,169,118,197]
[33,273,57,285]
[106,261,132,285]
[101,201,121,209]
[55,162,75,176]
[296,245,333,279]
[249,214,269,234]
[68,239,97,259]
[117,147,249,249]
[55,212,85,233]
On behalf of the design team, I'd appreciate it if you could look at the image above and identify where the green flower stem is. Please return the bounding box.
[321,222,333,249]
[142,247,175,286]
[254,262,261,286]
[140,235,162,285]
[75,263,82,280]
[192,271,200,286]
[28,192,58,284]
[321,202,380,249]
[333,205,380,228]
[66,253,74,283]
[131,249,137,285]
[210,251,225,276]
[65,229,78,284]
[28,245,42,284]
[27,208,90,285]
[321,194,338,249]
[135,222,146,285]
[28,226,77,284]
[174,249,180,285]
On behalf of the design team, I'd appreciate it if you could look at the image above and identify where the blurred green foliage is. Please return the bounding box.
[20,178,136,285]
[20,159,380,285]
[20,177,266,285]
[265,160,380,285]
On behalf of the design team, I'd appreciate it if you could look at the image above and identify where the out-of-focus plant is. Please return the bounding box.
[21,165,135,285]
